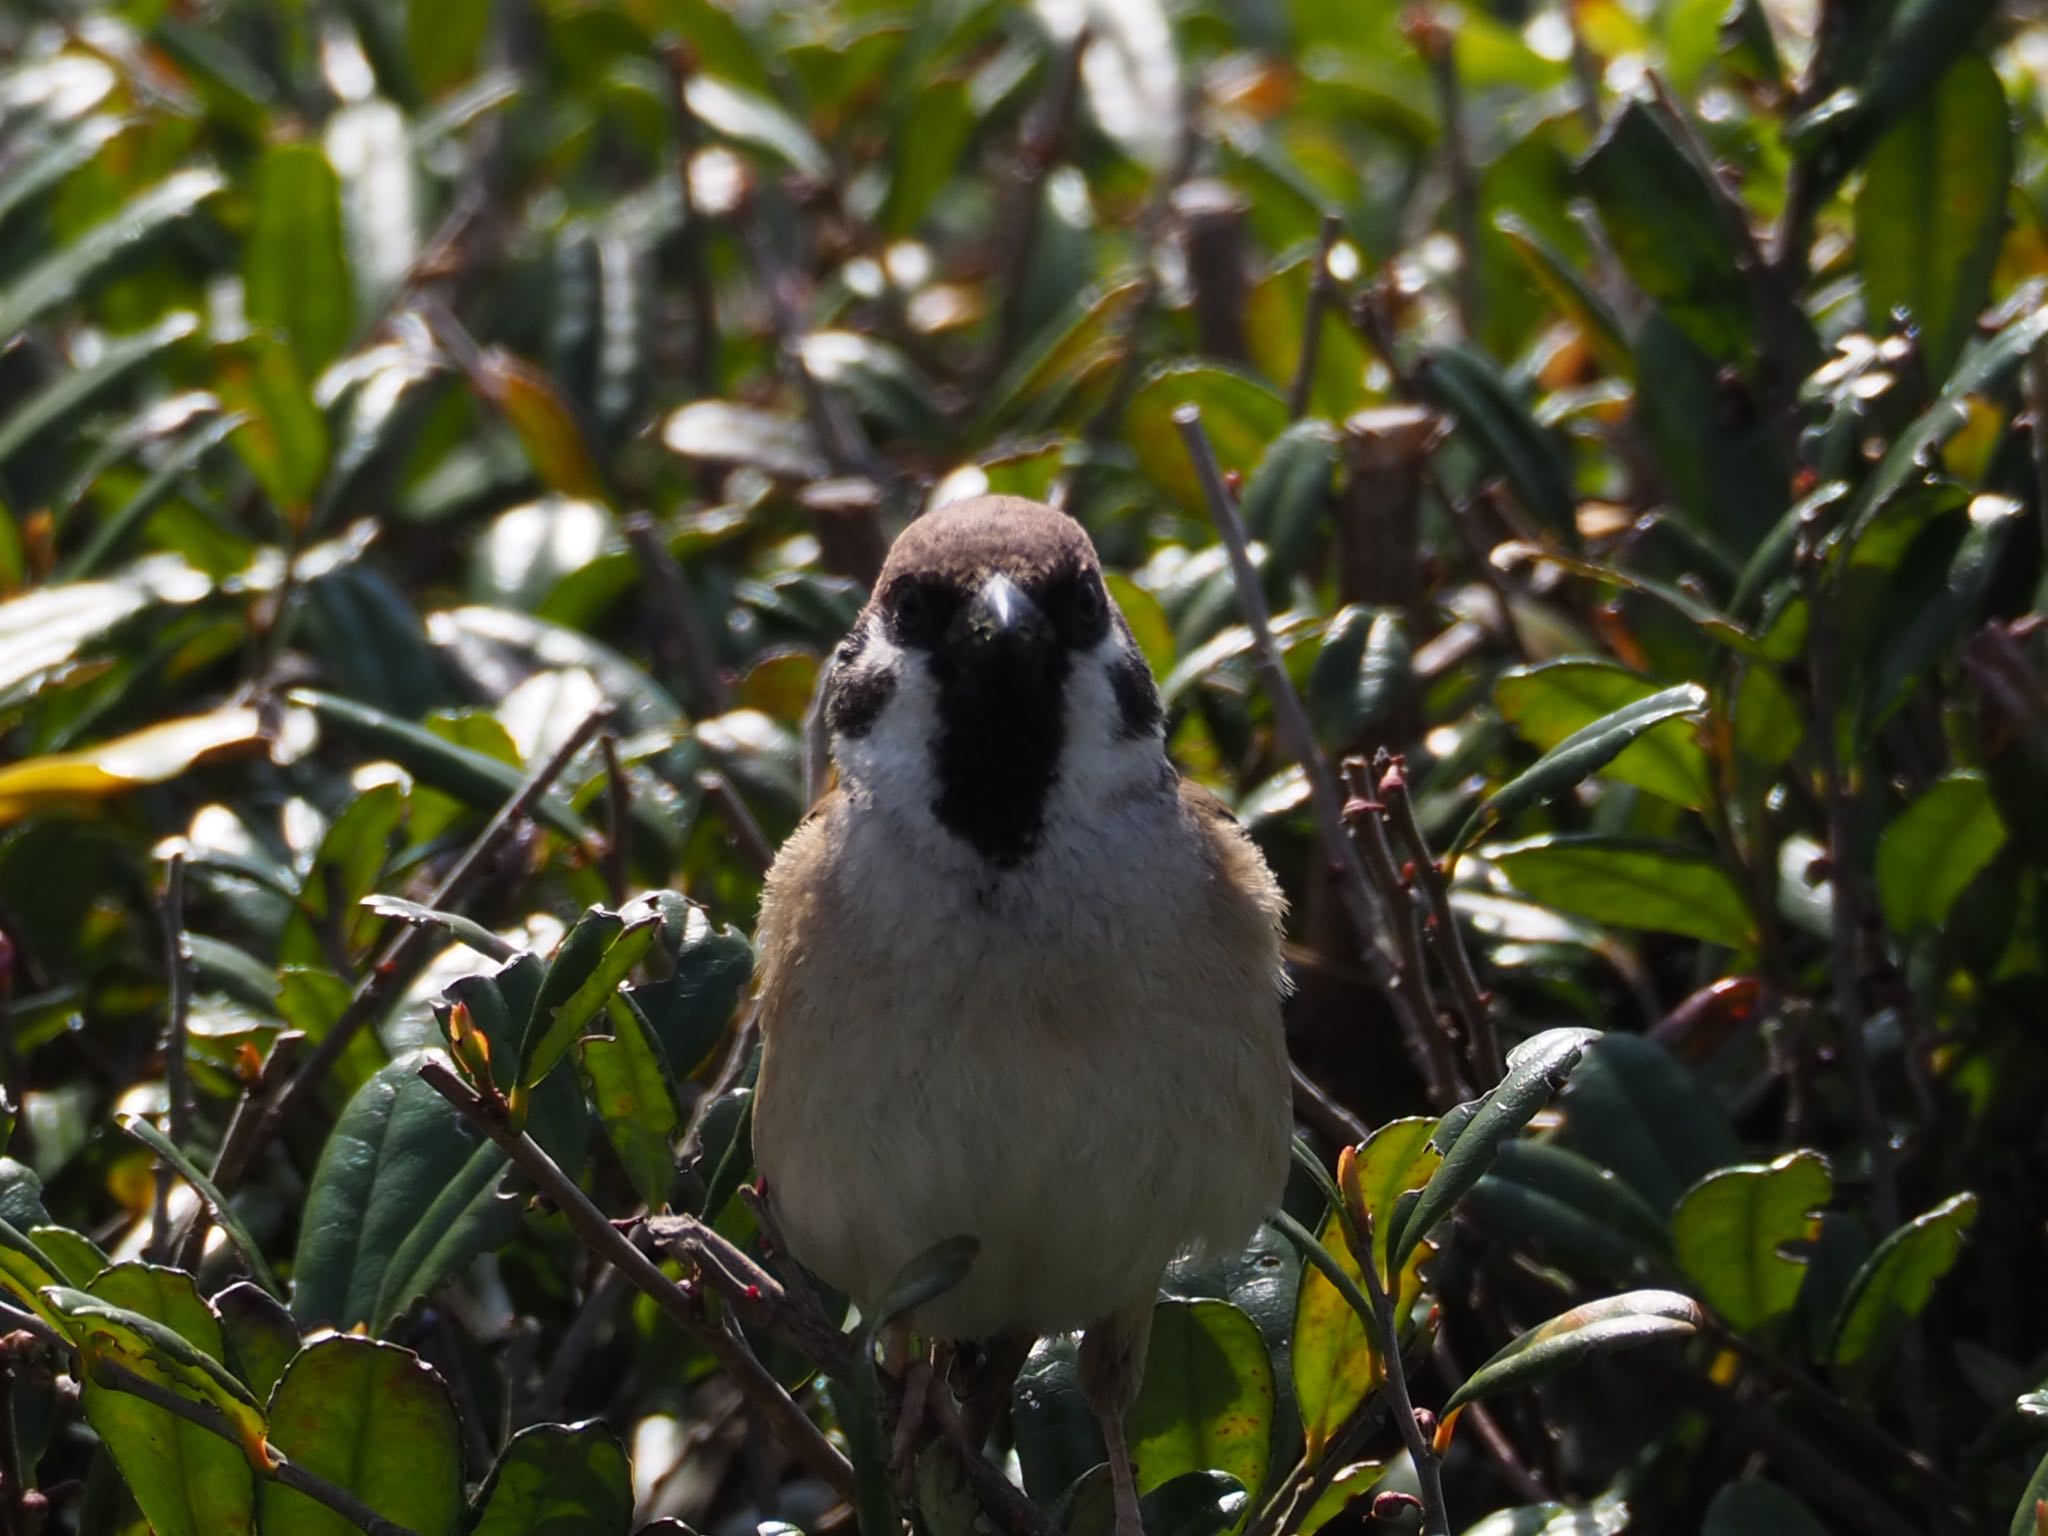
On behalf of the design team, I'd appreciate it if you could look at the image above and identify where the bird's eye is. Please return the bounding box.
[1059,576,1109,642]
[889,581,938,645]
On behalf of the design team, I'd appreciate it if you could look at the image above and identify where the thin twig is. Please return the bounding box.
[985,24,1090,384]
[149,853,192,1263]
[90,1359,415,1535]
[1290,1063,1370,1148]
[1794,517,1899,1235]
[416,1057,856,1499]
[1286,213,1344,421]
[623,514,729,720]
[210,709,612,1196]
[526,1264,630,1426]
[1175,407,1459,1109]
[1415,15,1482,340]
[1375,753,1503,1082]
[698,771,776,879]
[663,44,721,396]
[600,733,631,905]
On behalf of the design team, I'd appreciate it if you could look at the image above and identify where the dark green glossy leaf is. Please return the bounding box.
[290,1051,515,1332]
[621,893,754,1081]
[881,76,973,235]
[0,312,200,476]
[1553,1034,1742,1215]
[260,1335,463,1536]
[1416,343,1576,535]
[1703,1479,1828,1536]
[1238,420,1339,583]
[1127,363,1289,515]
[1392,1028,1601,1268]
[1308,605,1410,748]
[470,1420,633,1536]
[1494,212,1631,378]
[358,895,518,962]
[212,1281,299,1405]
[1441,1290,1700,1412]
[216,337,328,515]
[1577,99,1750,367]
[519,906,658,1105]
[1671,1151,1832,1331]
[1465,1139,1669,1280]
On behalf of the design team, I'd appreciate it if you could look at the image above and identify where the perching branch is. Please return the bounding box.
[417,1056,858,1499]
[149,852,192,1263]
[1286,213,1344,421]
[1175,405,1461,1109]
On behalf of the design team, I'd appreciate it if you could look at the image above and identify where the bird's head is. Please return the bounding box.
[820,496,1166,868]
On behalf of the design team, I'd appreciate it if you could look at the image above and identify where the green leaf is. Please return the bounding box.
[1452,686,1708,854]
[1064,1469,1248,1536]
[68,1266,257,1536]
[0,167,225,336]
[1238,421,1339,583]
[1703,1480,1829,1536]
[1830,1192,1978,1390]
[1553,1034,1742,1216]
[1863,500,2022,735]
[1852,303,2048,535]
[0,1217,72,1332]
[1577,99,1751,368]
[518,906,659,1108]
[1494,661,1714,809]
[1856,52,2010,381]
[1494,212,1631,379]
[289,689,594,847]
[279,781,405,970]
[1392,1028,1601,1269]
[31,1224,109,1286]
[1126,363,1289,515]
[583,1000,682,1209]
[61,411,243,578]
[290,1051,516,1332]
[1416,343,1576,536]
[244,142,353,373]
[1291,1120,1435,1462]
[260,1335,463,1536]
[212,1281,299,1405]
[2012,1445,2048,1536]
[684,75,830,179]
[1296,1461,1387,1536]
[1488,835,1757,949]
[1876,771,2007,934]
[1464,1139,1670,1281]
[620,893,755,1081]
[469,1420,633,1536]
[215,337,329,515]
[1127,1298,1274,1514]
[869,1235,981,1335]
[1308,606,1410,748]
[1441,1290,1700,1413]
[0,311,201,476]
[358,895,518,962]
[1671,1151,1833,1332]
[1633,307,1791,554]
[46,1281,268,1468]
[115,1114,283,1300]
[881,76,973,235]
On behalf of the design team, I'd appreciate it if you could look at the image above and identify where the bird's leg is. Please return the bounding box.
[1080,1300,1154,1536]
[956,1332,1036,1449]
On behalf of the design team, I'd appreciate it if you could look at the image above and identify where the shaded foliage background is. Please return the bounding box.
[0,0,2045,1532]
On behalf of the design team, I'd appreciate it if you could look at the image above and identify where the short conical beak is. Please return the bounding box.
[954,573,1053,661]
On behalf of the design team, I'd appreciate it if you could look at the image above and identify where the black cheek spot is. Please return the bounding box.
[825,663,895,739]
[1109,645,1163,740]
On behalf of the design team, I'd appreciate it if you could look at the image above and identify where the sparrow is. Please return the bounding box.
[751,495,1291,1534]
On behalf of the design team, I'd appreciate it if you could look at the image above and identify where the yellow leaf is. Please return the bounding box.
[0,708,262,823]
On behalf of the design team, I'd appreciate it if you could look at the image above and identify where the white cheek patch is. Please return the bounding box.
[832,622,941,818]
[1054,635,1166,813]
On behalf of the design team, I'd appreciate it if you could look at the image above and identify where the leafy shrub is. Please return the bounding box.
[0,1,2043,1534]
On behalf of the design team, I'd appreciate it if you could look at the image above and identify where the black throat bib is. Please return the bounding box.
[928,645,1069,867]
